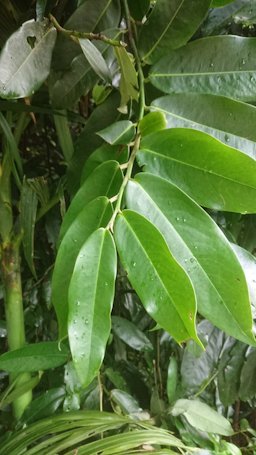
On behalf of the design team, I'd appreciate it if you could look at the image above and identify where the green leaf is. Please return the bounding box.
[171,399,234,436]
[239,348,256,400]
[97,121,135,145]
[139,112,167,137]
[112,316,153,351]
[231,244,256,317]
[0,374,41,410]
[0,112,22,174]
[59,160,123,242]
[149,36,256,101]
[20,387,66,424]
[114,210,201,345]
[151,94,256,158]
[138,0,211,64]
[110,389,142,414]
[137,128,256,213]
[0,19,56,99]
[0,342,69,373]
[114,47,138,113]
[36,0,47,21]
[52,0,120,71]
[52,197,113,339]
[217,339,247,406]
[20,181,38,277]
[126,174,255,344]
[68,228,117,387]
[54,111,74,163]
[128,0,150,20]
[167,357,178,404]
[79,38,111,82]
[181,321,224,396]
[81,144,128,181]
[69,91,121,193]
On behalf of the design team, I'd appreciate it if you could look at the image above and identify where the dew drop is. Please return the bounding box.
[183,218,187,222]
[105,282,109,286]
[210,62,214,68]
[184,259,188,263]
[175,216,180,221]
[194,245,198,250]
[85,319,89,324]
[76,301,81,306]
[2,84,6,91]
[132,261,136,267]
[242,58,246,65]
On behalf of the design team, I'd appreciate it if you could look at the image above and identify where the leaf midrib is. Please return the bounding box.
[139,148,256,192]
[123,215,195,337]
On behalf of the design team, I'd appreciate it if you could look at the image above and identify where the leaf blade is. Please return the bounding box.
[114,210,201,345]
[125,174,255,344]
[68,228,117,387]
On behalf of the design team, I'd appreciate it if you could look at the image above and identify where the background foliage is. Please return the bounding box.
[1,0,256,453]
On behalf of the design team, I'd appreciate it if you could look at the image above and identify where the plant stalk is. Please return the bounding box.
[1,240,32,419]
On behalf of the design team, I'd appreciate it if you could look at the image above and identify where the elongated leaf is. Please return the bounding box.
[181,321,224,395]
[59,160,123,241]
[171,399,233,436]
[137,128,256,213]
[239,348,256,400]
[97,121,135,145]
[167,357,178,404]
[0,19,56,99]
[231,243,256,317]
[202,1,248,36]
[21,387,66,424]
[112,316,153,351]
[68,228,117,387]
[79,38,111,82]
[20,180,38,277]
[52,0,120,71]
[0,112,22,174]
[81,144,128,181]
[125,174,255,344]
[149,36,256,101]
[114,210,200,345]
[110,389,142,414]
[217,339,247,406]
[138,0,211,64]
[0,342,69,373]
[151,94,256,158]
[115,47,138,113]
[52,197,113,338]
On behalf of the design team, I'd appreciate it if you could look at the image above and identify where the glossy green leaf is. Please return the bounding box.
[151,94,256,158]
[231,243,256,317]
[0,374,41,410]
[114,210,200,345]
[0,342,69,373]
[112,316,153,351]
[52,197,113,338]
[167,357,178,404]
[36,0,47,21]
[68,228,117,387]
[81,144,128,181]
[139,111,167,137]
[54,111,74,163]
[69,91,121,193]
[181,321,224,395]
[110,389,142,414]
[52,0,120,71]
[138,0,211,64]
[126,174,255,344]
[149,36,256,101]
[217,339,247,406]
[239,348,256,400]
[79,38,111,82]
[20,180,38,278]
[137,128,256,213]
[171,399,234,436]
[59,160,123,241]
[97,121,135,145]
[0,19,56,99]
[20,387,66,424]
[128,0,150,20]
[202,1,247,36]
[234,2,256,25]
[114,47,138,113]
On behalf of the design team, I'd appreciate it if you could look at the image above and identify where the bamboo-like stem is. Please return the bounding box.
[1,240,32,419]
